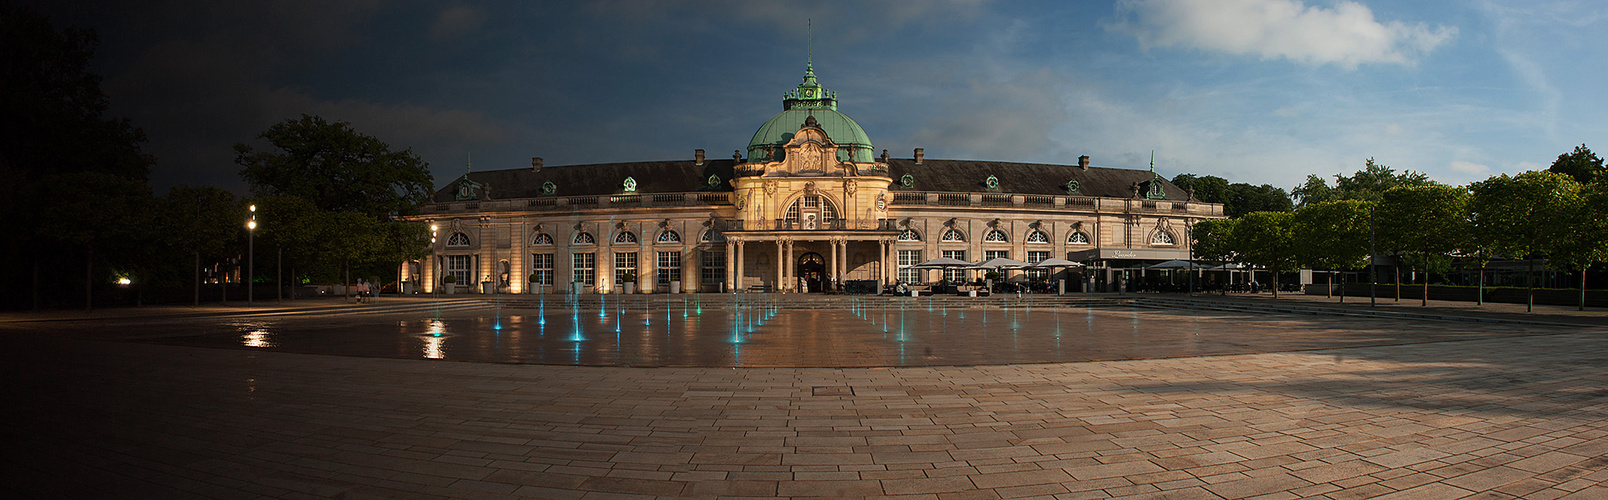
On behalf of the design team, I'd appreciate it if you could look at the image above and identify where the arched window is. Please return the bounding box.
[1151,230,1176,245]
[898,229,921,242]
[532,233,553,245]
[446,232,470,246]
[699,229,723,243]
[573,232,595,245]
[784,195,838,229]
[658,230,681,243]
[1068,231,1090,245]
[1025,230,1049,244]
[615,232,637,244]
[941,229,966,242]
[983,229,1009,243]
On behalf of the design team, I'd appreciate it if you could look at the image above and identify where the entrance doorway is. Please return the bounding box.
[798,252,825,292]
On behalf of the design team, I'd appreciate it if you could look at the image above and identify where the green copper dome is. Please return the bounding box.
[747,64,874,163]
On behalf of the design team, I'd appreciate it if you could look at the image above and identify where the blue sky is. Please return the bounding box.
[34,0,1608,192]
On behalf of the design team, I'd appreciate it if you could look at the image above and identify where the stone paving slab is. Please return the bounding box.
[7,323,1608,498]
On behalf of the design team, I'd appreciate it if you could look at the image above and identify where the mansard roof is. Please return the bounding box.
[434,158,1191,202]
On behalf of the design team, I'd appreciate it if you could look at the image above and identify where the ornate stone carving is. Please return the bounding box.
[764,181,778,195]
[844,179,857,195]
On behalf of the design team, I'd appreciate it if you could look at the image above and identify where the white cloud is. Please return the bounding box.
[1449,160,1490,175]
[1107,0,1456,69]
[1274,107,1298,117]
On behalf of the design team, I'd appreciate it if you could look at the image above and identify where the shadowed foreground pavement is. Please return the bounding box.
[4,301,1608,498]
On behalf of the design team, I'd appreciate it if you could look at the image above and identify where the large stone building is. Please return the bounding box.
[405,63,1223,294]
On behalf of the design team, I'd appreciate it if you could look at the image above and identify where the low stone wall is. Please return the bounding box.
[1315,283,1608,308]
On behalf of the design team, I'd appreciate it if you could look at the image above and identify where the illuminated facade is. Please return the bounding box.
[405,64,1223,294]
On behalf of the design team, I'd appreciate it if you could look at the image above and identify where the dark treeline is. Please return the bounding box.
[1180,153,1608,311]
[0,7,431,310]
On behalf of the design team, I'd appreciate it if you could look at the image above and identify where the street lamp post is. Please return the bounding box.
[430,224,439,300]
[248,204,257,305]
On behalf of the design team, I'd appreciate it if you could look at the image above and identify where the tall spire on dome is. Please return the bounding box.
[784,19,835,111]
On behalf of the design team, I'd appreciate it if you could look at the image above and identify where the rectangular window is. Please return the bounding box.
[985,250,1009,260]
[701,251,725,285]
[657,251,681,284]
[897,250,922,283]
[530,253,554,286]
[1027,250,1050,279]
[446,255,471,286]
[942,250,966,282]
[572,252,595,286]
[614,252,637,284]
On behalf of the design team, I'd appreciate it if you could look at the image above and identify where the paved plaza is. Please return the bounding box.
[4,295,1607,499]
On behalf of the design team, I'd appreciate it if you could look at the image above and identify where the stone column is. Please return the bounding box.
[776,240,785,292]
[735,241,745,292]
[829,238,838,290]
[878,240,888,291]
[726,242,736,294]
[639,226,653,294]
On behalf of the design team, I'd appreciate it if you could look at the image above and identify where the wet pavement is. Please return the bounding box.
[5,295,1608,498]
[7,296,1576,367]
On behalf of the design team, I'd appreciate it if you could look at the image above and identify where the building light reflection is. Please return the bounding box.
[243,330,272,348]
[422,320,447,359]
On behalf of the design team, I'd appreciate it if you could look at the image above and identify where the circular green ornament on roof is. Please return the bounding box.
[1063,180,1080,194]
[984,175,999,190]
[900,174,914,188]
[541,181,556,195]
[707,174,721,189]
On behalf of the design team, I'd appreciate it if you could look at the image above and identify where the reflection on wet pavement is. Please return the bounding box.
[121,297,1583,368]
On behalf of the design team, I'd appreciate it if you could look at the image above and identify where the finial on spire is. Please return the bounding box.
[807,19,812,69]
[1149,150,1155,172]
[467,153,473,174]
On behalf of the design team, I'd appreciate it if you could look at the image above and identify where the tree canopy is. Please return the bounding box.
[1292,158,1432,207]
[1548,144,1604,185]
[235,114,434,220]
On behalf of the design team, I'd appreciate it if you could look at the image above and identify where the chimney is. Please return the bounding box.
[1078,155,1090,170]
[532,157,543,171]
[880,149,889,163]
[914,148,924,165]
[695,149,705,166]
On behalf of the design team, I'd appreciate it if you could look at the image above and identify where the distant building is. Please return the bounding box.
[404,63,1223,294]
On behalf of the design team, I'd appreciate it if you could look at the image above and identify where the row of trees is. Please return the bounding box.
[1,6,433,310]
[1190,153,1608,311]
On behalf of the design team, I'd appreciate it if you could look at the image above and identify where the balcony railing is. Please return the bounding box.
[421,191,733,214]
[720,218,898,232]
[880,191,1221,216]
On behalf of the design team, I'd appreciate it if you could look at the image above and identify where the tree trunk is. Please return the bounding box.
[85,243,93,312]
[1421,253,1429,307]
[345,259,351,302]
[194,250,201,306]
[32,250,40,311]
[1477,262,1485,306]
[277,247,283,302]
[1581,265,1589,311]
[1326,271,1332,298]
[1338,272,1346,303]
[1527,257,1534,313]
[1394,262,1401,301]
[1271,268,1279,299]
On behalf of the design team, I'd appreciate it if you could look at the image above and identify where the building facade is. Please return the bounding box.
[405,64,1224,294]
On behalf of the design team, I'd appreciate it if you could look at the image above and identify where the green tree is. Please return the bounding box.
[1224,183,1293,218]
[158,186,243,305]
[1548,144,1604,185]
[1293,200,1372,302]
[1230,211,1297,298]
[235,114,433,220]
[1550,180,1608,310]
[1377,185,1468,306]
[1,6,155,309]
[1469,171,1578,312]
[1292,158,1432,207]
[36,172,153,310]
[1170,174,1230,204]
[1191,218,1237,294]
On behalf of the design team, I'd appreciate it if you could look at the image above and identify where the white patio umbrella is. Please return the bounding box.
[1146,260,1197,269]
[911,257,976,269]
[967,257,1034,269]
[1030,257,1085,269]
